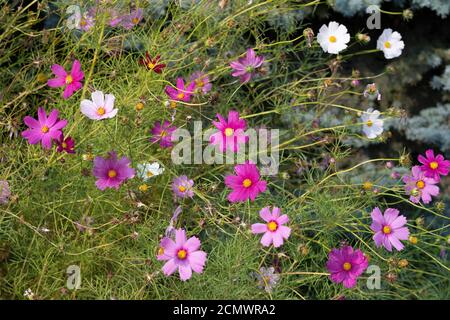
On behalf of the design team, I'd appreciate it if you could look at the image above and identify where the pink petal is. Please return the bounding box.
[178,264,193,281]
[184,236,201,252]
[188,251,207,274]
[251,223,267,234]
[260,232,273,247]
[259,207,273,222]
[162,259,178,276]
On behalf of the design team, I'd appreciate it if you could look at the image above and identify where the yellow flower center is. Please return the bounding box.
[146,171,154,178]
[61,142,67,149]
[135,102,144,111]
[108,169,117,178]
[132,17,139,24]
[195,79,204,87]
[80,18,87,26]
[267,221,278,232]
[157,247,164,256]
[416,180,425,189]
[430,161,439,170]
[224,128,234,137]
[147,62,155,69]
[343,262,352,271]
[384,41,391,49]
[170,101,177,109]
[242,178,252,188]
[329,35,337,43]
[97,107,106,115]
[139,184,148,192]
[177,92,185,100]
[363,181,373,191]
[41,125,49,133]
[366,119,373,127]
[177,249,187,260]
[160,130,168,137]
[383,225,391,234]
[65,75,73,84]
[178,186,186,193]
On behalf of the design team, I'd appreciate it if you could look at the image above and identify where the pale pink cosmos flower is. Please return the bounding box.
[172,175,194,199]
[80,90,118,120]
[418,149,450,181]
[230,48,265,83]
[403,166,439,204]
[0,180,11,205]
[224,162,267,202]
[21,107,68,149]
[121,8,143,30]
[251,207,291,248]
[326,246,368,289]
[190,71,212,94]
[159,229,207,281]
[92,151,135,190]
[370,207,409,252]
[209,110,248,153]
[47,60,84,99]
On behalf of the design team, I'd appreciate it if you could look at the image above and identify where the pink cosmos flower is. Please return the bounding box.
[190,71,212,94]
[418,149,450,181]
[92,151,135,190]
[47,60,84,99]
[165,77,196,104]
[21,107,68,149]
[121,8,143,30]
[209,110,248,153]
[370,207,409,252]
[403,166,439,204]
[80,90,118,120]
[172,175,194,199]
[326,246,368,289]
[251,207,291,248]
[158,229,207,281]
[55,135,75,154]
[150,121,177,148]
[79,13,95,31]
[225,162,267,202]
[0,180,11,205]
[230,48,265,83]
[108,8,125,27]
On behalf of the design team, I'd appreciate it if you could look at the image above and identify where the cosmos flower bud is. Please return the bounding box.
[403,9,414,21]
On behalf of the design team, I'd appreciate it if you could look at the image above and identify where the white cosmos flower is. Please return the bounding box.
[377,29,405,59]
[137,162,164,181]
[80,90,118,120]
[361,108,384,139]
[317,21,350,54]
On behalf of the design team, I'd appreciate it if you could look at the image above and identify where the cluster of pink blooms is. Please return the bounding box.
[18,28,447,288]
[74,6,144,32]
[403,149,449,204]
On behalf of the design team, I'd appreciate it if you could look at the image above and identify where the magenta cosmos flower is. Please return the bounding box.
[158,229,207,281]
[230,48,265,83]
[403,166,439,204]
[370,207,409,252]
[418,149,450,181]
[150,120,177,148]
[47,60,84,99]
[172,175,194,199]
[251,207,291,248]
[190,71,212,94]
[22,107,68,149]
[326,246,368,289]
[92,151,135,190]
[165,77,196,106]
[55,135,75,154]
[225,162,267,202]
[210,110,248,153]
